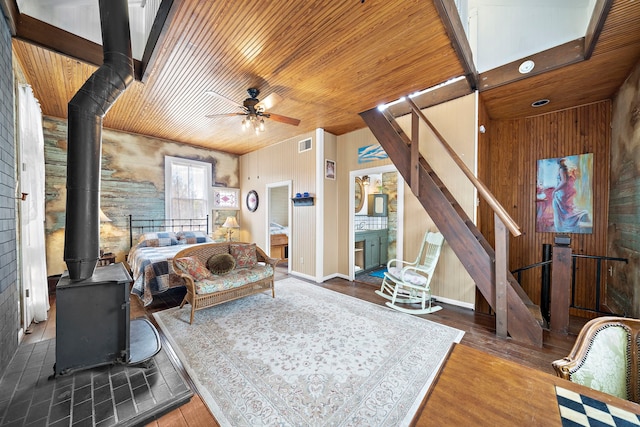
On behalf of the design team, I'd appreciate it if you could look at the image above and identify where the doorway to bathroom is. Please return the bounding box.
[349,165,404,281]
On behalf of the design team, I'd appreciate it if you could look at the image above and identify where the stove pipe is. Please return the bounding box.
[64,0,134,281]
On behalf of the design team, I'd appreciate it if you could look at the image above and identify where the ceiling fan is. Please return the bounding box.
[206,88,301,133]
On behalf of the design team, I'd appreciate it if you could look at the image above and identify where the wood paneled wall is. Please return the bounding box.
[608,58,640,317]
[394,94,478,305]
[478,100,611,318]
[336,127,393,276]
[476,94,492,314]
[323,132,339,278]
[239,131,317,278]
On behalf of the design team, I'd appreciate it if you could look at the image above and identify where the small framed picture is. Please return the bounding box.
[212,188,240,210]
[325,159,336,180]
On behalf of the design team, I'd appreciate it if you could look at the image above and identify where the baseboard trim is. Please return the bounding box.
[432,295,475,310]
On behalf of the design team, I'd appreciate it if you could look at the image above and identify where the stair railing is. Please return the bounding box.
[512,253,629,321]
[400,97,521,338]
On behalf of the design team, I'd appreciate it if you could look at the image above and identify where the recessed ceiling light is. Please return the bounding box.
[531,99,550,107]
[519,60,535,74]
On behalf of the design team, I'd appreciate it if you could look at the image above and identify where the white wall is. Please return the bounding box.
[466,0,594,71]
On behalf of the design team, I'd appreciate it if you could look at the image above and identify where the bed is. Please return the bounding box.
[127,216,210,306]
[269,222,289,260]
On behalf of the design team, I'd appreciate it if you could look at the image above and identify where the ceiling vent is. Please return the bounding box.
[298,138,312,153]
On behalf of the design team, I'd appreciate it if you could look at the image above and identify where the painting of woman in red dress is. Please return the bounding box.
[536,154,593,233]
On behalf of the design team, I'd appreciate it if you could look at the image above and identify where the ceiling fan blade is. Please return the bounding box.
[205,112,245,118]
[255,92,283,111]
[266,112,301,126]
[205,90,244,110]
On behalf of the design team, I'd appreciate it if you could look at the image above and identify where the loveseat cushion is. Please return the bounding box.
[207,253,236,275]
[194,264,274,294]
[230,243,257,268]
[174,256,213,281]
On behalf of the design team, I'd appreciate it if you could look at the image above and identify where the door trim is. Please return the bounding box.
[349,165,404,280]
[266,180,292,274]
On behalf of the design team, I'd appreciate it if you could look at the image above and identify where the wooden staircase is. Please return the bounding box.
[360,104,545,347]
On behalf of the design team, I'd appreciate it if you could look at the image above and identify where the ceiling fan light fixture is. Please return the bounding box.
[207,87,300,131]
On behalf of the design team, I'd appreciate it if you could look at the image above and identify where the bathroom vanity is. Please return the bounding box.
[355,229,388,273]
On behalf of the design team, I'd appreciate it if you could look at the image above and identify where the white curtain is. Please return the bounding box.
[18,84,49,323]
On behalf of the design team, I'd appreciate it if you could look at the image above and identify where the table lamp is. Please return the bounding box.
[222,216,239,241]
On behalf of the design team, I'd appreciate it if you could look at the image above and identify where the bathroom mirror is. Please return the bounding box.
[354,177,364,213]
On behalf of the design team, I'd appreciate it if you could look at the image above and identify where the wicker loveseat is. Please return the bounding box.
[172,242,279,324]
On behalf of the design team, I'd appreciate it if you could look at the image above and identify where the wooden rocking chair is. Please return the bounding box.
[375,231,445,314]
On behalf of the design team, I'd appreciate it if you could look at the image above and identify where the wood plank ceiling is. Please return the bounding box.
[6,0,640,155]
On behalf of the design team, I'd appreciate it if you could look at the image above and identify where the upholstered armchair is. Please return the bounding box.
[552,316,640,403]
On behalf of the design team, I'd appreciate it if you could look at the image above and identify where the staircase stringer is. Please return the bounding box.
[417,153,543,345]
[418,157,538,307]
[360,107,543,346]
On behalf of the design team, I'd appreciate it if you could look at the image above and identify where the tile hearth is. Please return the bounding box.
[0,337,192,427]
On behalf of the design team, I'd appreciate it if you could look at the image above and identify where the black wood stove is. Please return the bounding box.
[55,263,160,376]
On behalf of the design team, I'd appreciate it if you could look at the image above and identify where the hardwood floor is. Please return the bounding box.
[25,266,583,426]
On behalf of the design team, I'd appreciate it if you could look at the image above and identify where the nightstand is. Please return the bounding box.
[98,253,116,266]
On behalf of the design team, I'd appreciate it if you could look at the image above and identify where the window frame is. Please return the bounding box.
[164,155,212,221]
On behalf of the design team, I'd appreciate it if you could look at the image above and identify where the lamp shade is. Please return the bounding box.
[222,216,239,228]
[99,208,112,222]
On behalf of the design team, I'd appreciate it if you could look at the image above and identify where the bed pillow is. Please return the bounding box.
[177,230,212,245]
[206,253,236,275]
[230,243,257,268]
[174,257,212,281]
[138,232,179,247]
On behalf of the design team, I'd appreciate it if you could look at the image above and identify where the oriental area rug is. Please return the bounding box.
[153,277,464,426]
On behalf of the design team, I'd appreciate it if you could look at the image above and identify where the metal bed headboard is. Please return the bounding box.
[129,215,209,248]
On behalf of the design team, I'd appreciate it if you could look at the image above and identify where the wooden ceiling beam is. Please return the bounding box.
[364,0,614,120]
[385,78,473,118]
[433,0,478,90]
[584,0,613,60]
[8,0,178,83]
[15,14,106,69]
[432,0,614,96]
[139,0,180,83]
[477,39,585,92]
